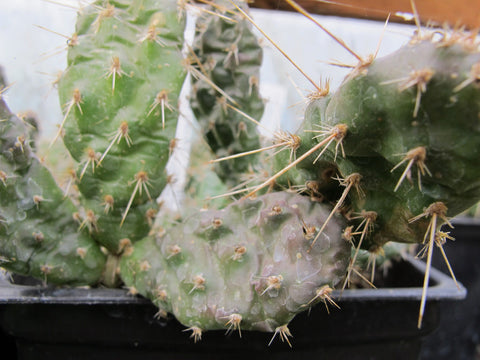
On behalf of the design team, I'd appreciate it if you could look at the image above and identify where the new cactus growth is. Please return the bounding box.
[120,191,350,341]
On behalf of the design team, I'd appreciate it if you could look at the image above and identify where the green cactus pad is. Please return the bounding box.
[318,36,480,248]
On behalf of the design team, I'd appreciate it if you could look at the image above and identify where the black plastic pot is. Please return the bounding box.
[419,217,480,360]
[0,256,466,360]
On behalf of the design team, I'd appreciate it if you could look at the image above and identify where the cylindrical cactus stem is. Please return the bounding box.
[57,0,187,254]
[0,72,106,286]
[120,191,350,342]
[303,35,480,250]
[189,0,265,188]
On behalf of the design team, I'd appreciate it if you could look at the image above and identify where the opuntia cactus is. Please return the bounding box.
[0,70,106,286]
[57,0,187,254]
[1,0,477,345]
[119,191,350,341]
[189,0,265,188]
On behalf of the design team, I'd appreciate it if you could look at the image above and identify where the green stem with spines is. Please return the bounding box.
[57,0,187,254]
[189,0,265,189]
[312,37,480,249]
[0,71,106,286]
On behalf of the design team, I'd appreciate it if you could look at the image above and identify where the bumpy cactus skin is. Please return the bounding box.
[0,80,105,285]
[189,0,264,187]
[313,37,480,249]
[57,0,187,253]
[120,191,349,335]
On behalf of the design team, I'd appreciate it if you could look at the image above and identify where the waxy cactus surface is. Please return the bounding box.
[0,72,106,285]
[120,191,350,337]
[57,0,187,253]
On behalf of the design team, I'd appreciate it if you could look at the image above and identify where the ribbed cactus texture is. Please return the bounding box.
[120,191,350,336]
[57,0,187,253]
[0,71,106,285]
[189,0,264,187]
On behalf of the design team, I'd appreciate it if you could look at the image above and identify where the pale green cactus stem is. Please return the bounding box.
[119,191,350,344]
[57,0,187,255]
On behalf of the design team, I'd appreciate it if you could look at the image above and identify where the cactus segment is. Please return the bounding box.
[57,0,187,251]
[120,191,350,337]
[304,37,480,249]
[0,85,105,286]
[189,0,264,187]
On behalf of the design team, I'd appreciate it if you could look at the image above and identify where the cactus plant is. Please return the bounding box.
[256,37,480,247]
[0,69,106,286]
[0,0,478,348]
[319,37,480,249]
[240,0,480,327]
[189,0,265,188]
[119,191,350,342]
[56,0,187,255]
